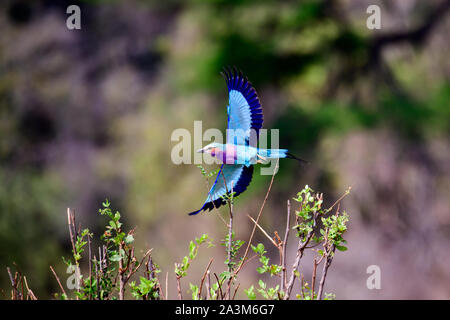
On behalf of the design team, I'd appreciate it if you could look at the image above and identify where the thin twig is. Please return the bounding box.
[147,254,164,300]
[235,159,279,276]
[94,255,100,299]
[67,209,76,257]
[165,272,169,300]
[50,266,67,298]
[130,249,153,277]
[281,200,291,292]
[6,267,19,300]
[326,187,351,213]
[284,192,325,299]
[118,252,125,299]
[198,258,214,299]
[311,257,318,298]
[16,268,25,299]
[246,215,278,247]
[206,270,211,300]
[23,276,37,300]
[232,283,240,300]
[225,181,234,300]
[67,208,80,299]
[156,273,165,300]
[214,273,224,300]
[237,254,258,271]
[317,245,336,300]
[284,229,314,300]
[176,269,183,300]
[88,233,92,300]
[274,231,282,265]
[216,211,229,227]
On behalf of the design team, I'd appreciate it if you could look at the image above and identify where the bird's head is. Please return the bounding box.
[197,142,221,154]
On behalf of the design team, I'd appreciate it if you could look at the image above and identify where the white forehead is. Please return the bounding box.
[204,143,217,148]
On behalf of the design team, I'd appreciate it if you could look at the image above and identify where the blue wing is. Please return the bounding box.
[188,164,254,215]
[221,67,264,146]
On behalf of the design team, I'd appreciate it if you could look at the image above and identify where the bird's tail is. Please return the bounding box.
[285,152,308,165]
[259,149,308,164]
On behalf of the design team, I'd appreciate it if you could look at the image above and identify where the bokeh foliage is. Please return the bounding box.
[0,0,449,298]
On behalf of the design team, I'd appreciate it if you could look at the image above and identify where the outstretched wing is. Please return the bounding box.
[221,67,263,146]
[188,164,254,215]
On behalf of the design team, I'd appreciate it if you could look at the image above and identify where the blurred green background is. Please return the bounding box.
[0,0,449,299]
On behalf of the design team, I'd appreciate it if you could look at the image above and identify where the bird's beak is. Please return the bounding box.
[197,148,204,153]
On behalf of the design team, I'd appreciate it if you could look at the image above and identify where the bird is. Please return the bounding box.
[188,67,306,216]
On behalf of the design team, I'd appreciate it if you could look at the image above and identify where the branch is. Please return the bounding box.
[198,258,213,299]
[246,215,278,248]
[311,257,318,298]
[118,239,125,300]
[206,270,211,300]
[66,208,80,299]
[317,244,336,300]
[326,187,351,213]
[226,182,234,300]
[88,234,92,300]
[235,159,279,276]
[50,265,67,298]
[176,274,183,300]
[281,200,291,293]
[6,267,21,300]
[232,283,240,300]
[23,276,37,300]
[283,229,314,299]
[214,273,224,300]
[146,254,165,300]
[220,174,235,300]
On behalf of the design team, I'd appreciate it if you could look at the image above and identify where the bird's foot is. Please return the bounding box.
[256,154,268,164]
[257,154,267,161]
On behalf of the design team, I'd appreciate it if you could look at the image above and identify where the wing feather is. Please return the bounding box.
[188,165,254,215]
[221,67,264,146]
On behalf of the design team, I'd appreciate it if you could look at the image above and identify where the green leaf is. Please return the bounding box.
[182,256,189,267]
[189,241,196,257]
[258,279,266,289]
[190,283,199,300]
[256,267,266,274]
[102,199,110,208]
[124,234,134,244]
[110,254,122,262]
[245,285,256,300]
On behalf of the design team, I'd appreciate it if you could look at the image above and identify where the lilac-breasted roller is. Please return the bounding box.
[188,67,305,216]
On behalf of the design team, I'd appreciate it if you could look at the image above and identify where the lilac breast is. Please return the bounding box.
[216,145,237,164]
